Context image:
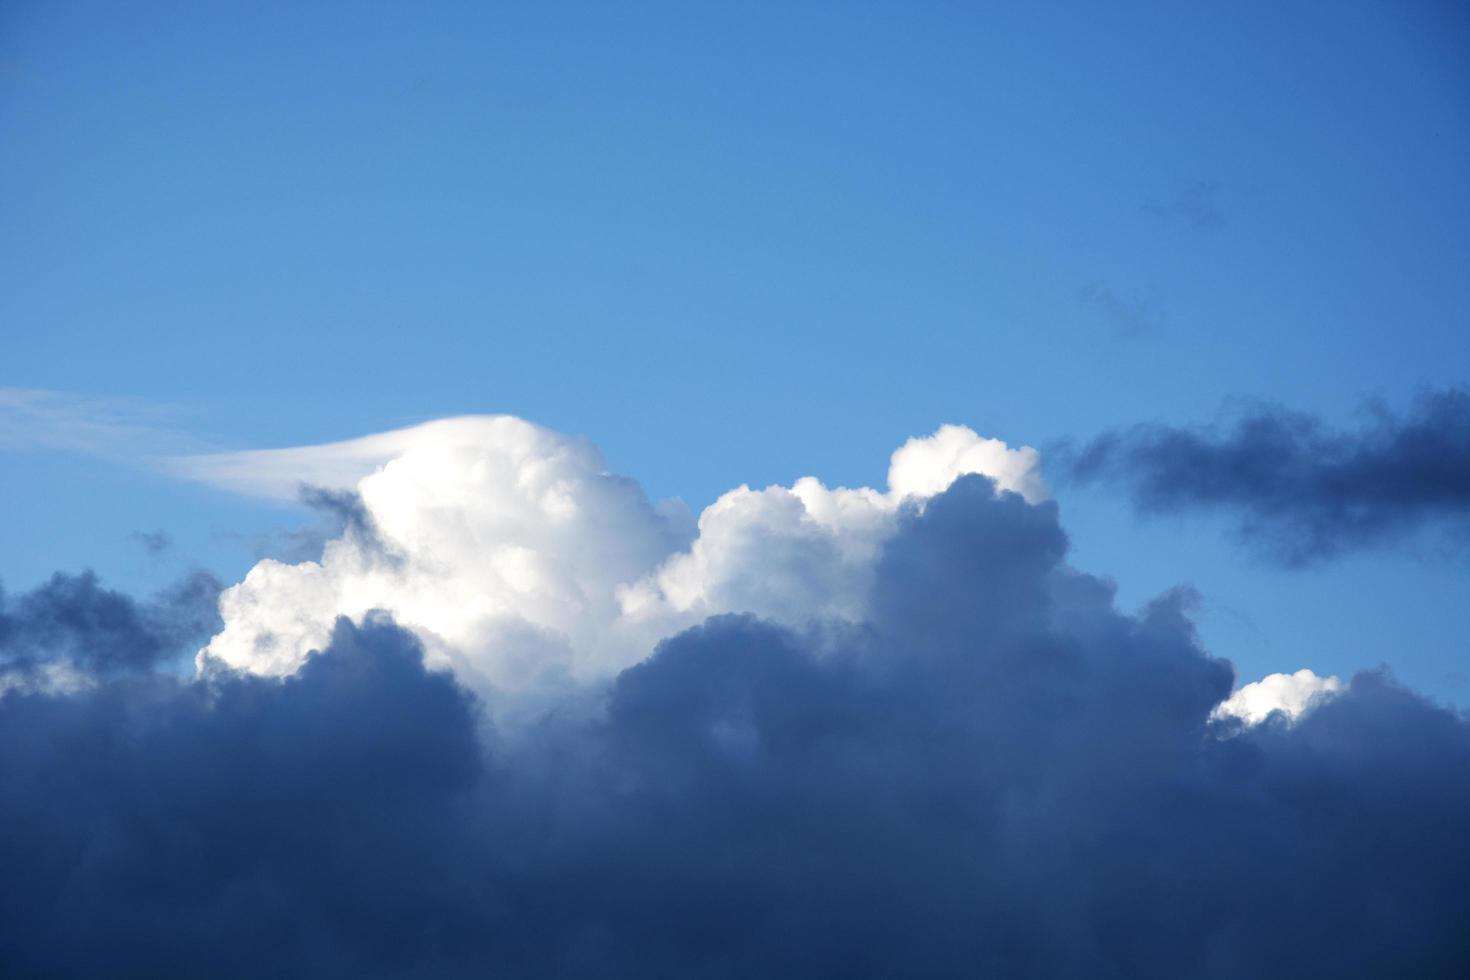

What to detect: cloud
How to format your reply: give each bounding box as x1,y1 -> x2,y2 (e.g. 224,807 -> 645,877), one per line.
0,616 -> 486,977
129,529 -> 174,558
0,569 -> 221,693
1,473 -> 1466,977
210,485 -> 383,566
163,421 -> 442,501
1061,388 -> 1470,565
1142,180 -> 1225,229
1212,667 -> 1343,725
186,417 -> 1045,719
0,387 -> 200,459
1077,281 -> 1163,341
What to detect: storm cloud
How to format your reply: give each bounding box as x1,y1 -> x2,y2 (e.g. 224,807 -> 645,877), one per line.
1,475 -> 1466,978
1063,388 -> 1470,565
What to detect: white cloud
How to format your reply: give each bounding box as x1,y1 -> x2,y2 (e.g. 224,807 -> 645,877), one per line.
164,418 -> 458,501
1213,668 -> 1344,726
887,423 -> 1047,503
617,428 -> 1045,630
191,416 -> 1046,716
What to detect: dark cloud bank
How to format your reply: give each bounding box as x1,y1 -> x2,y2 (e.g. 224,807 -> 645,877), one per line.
1064,387 -> 1470,565
2,478 -> 1468,978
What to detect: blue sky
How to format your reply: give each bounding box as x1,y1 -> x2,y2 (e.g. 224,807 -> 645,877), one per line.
4,0 -> 1469,700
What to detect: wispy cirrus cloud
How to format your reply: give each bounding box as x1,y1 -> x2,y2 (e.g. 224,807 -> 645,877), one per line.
0,387 -> 203,459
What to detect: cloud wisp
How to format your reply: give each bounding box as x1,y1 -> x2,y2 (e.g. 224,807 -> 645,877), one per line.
1061,388 -> 1470,565
0,387 -> 202,459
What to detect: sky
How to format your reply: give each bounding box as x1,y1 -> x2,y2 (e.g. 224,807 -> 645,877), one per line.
2,3 -> 1469,976
5,0 -> 1468,698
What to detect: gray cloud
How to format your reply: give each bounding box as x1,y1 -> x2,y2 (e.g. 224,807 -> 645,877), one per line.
1061,388 -> 1470,565
0,569 -> 221,676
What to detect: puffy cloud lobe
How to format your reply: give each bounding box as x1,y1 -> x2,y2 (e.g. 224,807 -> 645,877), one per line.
199,417 -> 695,700
1213,667 -> 1344,725
618,427 -> 1044,629
195,418 -> 1046,713
2,476 -> 1467,977
1063,387 -> 1470,565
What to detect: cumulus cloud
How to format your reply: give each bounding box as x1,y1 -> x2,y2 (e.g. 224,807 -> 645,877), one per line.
1,473 -> 1467,977
1062,387 -> 1470,564
185,417 -> 1045,715
1212,667 -> 1344,725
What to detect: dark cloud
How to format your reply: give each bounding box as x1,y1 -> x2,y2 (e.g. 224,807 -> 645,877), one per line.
224,486 -> 383,565
0,569 -> 221,675
298,484 -> 377,541
1,478 -> 1467,977
1061,388 -> 1470,565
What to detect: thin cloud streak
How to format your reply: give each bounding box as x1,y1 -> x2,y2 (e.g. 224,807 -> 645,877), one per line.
0,387 -> 202,460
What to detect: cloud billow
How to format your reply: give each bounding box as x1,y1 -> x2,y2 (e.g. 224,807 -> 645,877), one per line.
183,417 -> 1048,713
1,475 -> 1467,978
1062,387 -> 1470,565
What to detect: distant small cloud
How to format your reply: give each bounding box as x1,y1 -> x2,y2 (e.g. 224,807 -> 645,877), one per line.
129,530 -> 173,559
1077,281 -> 1163,341
1142,180 -> 1225,229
